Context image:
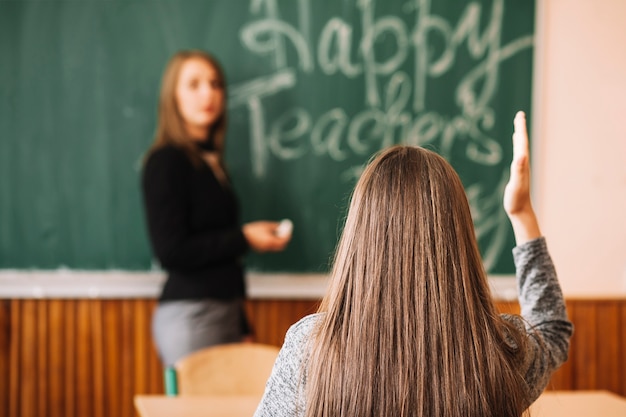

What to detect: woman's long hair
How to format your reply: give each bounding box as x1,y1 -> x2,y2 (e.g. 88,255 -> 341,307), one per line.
306,146 -> 529,417
147,49 -> 227,167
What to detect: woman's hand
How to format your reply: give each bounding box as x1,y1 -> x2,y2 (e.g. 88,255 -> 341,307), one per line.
243,221 -> 291,252
503,111 -> 541,245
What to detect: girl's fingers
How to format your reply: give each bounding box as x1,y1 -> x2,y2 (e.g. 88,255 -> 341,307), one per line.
513,111 -> 529,161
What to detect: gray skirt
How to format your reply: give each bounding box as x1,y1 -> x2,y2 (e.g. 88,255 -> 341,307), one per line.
152,298 -> 244,367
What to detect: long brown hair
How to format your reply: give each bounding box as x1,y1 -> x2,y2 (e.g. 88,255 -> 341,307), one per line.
306,146 -> 529,417
147,49 -> 227,167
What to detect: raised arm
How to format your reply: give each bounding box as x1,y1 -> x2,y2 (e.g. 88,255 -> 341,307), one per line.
502,111 -> 573,402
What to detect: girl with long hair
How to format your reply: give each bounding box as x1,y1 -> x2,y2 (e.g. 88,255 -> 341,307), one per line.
253,112 -> 573,417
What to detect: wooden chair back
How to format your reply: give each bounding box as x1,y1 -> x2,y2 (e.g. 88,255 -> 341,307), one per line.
175,343 -> 280,396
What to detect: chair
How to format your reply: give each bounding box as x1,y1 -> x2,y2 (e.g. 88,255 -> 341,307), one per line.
174,342 -> 281,396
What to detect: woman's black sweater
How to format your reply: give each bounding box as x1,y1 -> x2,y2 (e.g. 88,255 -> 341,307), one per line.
141,145 -> 249,302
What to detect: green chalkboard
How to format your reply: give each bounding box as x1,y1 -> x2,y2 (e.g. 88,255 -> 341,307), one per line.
0,0 -> 534,274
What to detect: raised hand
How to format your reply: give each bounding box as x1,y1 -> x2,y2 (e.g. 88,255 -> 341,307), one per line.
503,111 -> 541,245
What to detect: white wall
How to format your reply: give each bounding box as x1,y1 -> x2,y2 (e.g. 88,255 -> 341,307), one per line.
536,0 -> 626,294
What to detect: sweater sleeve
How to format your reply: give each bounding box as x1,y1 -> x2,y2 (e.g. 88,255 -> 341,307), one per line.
508,237 -> 574,403
141,147 -> 249,271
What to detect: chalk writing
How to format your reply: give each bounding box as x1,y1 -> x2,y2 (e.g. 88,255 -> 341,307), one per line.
230,0 -> 533,271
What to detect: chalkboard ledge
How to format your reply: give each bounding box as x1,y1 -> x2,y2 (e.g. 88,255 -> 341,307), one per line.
0,270 -> 331,300
0,270 -> 518,301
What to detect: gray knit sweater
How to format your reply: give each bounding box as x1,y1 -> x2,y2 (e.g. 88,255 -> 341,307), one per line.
254,237 -> 573,416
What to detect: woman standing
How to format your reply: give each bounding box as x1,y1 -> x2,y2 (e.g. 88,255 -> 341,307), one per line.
142,50 -> 290,367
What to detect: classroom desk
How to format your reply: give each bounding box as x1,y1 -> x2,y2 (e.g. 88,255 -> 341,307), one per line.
530,391 -> 626,416
134,394 -> 263,417
135,391 -> 626,417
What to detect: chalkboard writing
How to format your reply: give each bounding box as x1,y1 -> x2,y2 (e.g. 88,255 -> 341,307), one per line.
0,0 -> 534,274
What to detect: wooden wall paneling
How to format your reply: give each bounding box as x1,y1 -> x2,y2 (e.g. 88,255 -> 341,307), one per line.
247,300 -> 270,345
148,301 -> 164,395
20,300 -> 36,417
287,300 -> 317,344
132,301 -> 145,397
63,300 -> 76,417
293,300 -> 320,321
262,301 -> 281,346
595,301 -> 622,393
76,300 -> 94,417
103,300 -> 122,417
146,299 -> 160,394
3,297 -> 626,417
621,303 -> 626,396
291,300 -> 320,335
571,301 -> 597,390
133,300 -> 151,398
264,301 -> 283,344
9,300 -> 21,417
120,301 -> 134,417
146,300 -> 165,394
48,299 -> 66,417
36,301 -> 49,417
247,300 -> 267,344
0,300 -> 9,417
245,300 -> 320,347
90,300 -> 105,417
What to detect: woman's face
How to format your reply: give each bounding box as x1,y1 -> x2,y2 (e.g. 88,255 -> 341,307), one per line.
175,57 -> 224,139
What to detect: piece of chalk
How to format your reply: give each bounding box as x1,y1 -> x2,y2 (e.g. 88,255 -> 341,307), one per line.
275,219 -> 293,237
